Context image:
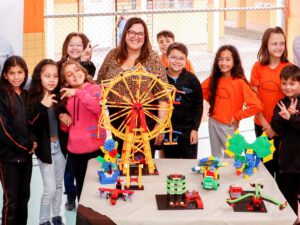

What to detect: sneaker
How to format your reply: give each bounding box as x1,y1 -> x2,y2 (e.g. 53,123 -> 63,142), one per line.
52,216 -> 65,225
40,221 -> 51,225
65,199 -> 76,211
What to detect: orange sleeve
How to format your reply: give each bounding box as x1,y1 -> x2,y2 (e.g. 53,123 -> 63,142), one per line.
250,62 -> 261,87
201,77 -> 210,101
234,80 -> 263,121
185,59 -> 195,74
160,55 -> 168,68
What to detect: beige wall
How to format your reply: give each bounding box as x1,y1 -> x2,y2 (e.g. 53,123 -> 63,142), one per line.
152,13 -> 207,46
225,0 -> 277,29
51,3 -> 79,58
152,1 -> 208,46
286,0 -> 300,62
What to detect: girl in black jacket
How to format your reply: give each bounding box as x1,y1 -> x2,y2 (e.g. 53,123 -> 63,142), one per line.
27,59 -> 68,225
0,56 -> 37,225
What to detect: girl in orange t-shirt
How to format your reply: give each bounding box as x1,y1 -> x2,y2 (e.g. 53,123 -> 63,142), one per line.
250,26 -> 290,180
202,45 -> 262,158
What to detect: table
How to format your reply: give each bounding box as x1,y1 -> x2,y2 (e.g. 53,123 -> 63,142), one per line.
78,158 -> 297,225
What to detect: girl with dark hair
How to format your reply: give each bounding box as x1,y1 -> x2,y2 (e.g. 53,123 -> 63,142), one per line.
57,32 -> 96,77
60,61 -> 106,200
202,45 -> 262,158
96,17 -> 168,156
250,26 -> 290,180
0,56 -> 37,225
27,59 -> 66,225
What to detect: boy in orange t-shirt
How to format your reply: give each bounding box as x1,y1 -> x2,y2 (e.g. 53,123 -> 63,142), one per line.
156,30 -> 195,73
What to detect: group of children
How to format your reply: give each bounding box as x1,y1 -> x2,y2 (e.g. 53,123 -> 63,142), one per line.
0,22 -> 299,225
157,27 -> 299,218
0,32 -> 106,225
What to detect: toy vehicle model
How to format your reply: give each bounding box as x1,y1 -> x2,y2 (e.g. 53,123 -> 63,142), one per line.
201,174 -> 219,190
229,185 -> 243,199
185,190 -> 203,209
99,180 -> 134,205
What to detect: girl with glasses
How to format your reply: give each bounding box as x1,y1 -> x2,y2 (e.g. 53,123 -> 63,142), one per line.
57,32 -> 96,78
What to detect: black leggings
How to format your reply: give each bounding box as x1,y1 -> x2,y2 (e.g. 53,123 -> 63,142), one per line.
0,160 -> 32,225
69,151 -> 100,200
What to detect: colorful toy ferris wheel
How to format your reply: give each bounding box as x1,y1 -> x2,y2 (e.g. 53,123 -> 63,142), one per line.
98,63 -> 176,178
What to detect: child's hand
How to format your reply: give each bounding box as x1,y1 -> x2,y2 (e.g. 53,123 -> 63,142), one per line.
277,101 -> 291,120
154,133 -> 165,146
287,98 -> 299,115
81,42 -> 97,62
263,124 -> 276,138
59,113 -> 73,127
190,130 -> 198,145
29,141 -> 37,154
41,92 -> 57,107
60,88 -> 76,99
230,117 -> 239,130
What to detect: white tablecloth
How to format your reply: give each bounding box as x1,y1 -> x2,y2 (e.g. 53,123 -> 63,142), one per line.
79,158 -> 297,225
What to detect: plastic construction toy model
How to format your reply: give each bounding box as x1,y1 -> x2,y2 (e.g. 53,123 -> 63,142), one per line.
166,174 -> 187,207
225,131 -> 275,180
123,163 -> 144,190
155,174 -> 204,210
99,179 -> 134,205
96,139 -> 120,184
163,130 -> 182,145
98,63 -> 176,188
192,156 -> 227,190
227,183 -> 287,212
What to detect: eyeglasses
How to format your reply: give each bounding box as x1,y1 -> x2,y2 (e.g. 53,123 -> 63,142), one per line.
127,30 -> 145,39
168,56 -> 186,62
68,43 -> 84,48
217,57 -> 232,63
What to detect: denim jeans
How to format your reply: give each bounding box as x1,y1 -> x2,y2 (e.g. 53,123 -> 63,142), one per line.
64,155 -> 76,202
38,140 -> 66,224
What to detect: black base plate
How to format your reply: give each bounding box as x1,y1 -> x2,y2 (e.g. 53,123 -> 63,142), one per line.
120,164 -> 159,176
155,194 -> 203,210
229,191 -> 267,213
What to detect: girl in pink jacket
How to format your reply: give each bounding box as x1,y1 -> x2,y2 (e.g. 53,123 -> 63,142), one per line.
60,61 -> 106,200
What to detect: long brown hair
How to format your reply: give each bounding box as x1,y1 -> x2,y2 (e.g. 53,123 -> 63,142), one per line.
60,60 -> 94,87
27,59 -> 60,114
0,56 -> 28,116
115,17 -> 151,65
57,32 -> 90,64
257,26 -> 288,65
208,45 -> 246,116
59,60 -> 94,108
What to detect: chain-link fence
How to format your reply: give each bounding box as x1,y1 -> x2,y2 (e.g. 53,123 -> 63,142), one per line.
44,0 -> 286,80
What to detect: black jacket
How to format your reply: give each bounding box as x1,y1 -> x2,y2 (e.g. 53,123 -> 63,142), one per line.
0,90 -> 34,163
166,68 -> 203,137
271,94 -> 300,174
28,103 -> 67,164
